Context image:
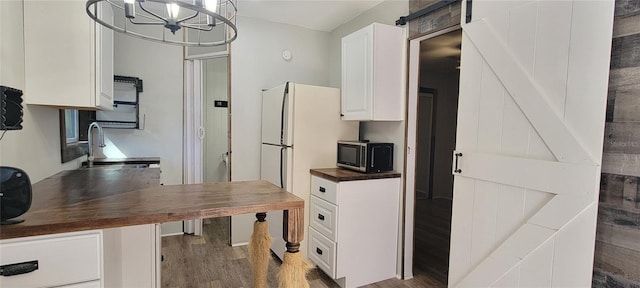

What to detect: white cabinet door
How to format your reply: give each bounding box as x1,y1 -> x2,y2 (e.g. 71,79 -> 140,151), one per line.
103,224 -> 160,288
449,1 -> 614,287
341,26 -> 372,120
0,0 -> 24,90
23,0 -> 113,109
341,23 -> 404,121
95,1 -> 114,110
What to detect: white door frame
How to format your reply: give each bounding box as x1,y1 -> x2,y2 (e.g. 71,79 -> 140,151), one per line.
404,24 -> 461,279
183,54 -> 231,236
183,59 -> 205,235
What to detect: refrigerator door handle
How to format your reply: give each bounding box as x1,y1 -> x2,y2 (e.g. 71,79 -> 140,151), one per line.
280,82 -> 289,146
280,146 -> 286,189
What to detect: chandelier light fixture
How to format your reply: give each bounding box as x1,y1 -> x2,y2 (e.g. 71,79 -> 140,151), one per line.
86,0 -> 238,47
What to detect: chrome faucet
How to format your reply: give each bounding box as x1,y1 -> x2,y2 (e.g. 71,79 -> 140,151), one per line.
87,122 -> 106,167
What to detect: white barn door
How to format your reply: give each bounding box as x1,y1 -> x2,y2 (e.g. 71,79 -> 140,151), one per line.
449,1 -> 614,287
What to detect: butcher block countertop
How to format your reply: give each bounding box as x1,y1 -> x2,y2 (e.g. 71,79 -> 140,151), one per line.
310,168 -> 401,182
0,167 -> 303,240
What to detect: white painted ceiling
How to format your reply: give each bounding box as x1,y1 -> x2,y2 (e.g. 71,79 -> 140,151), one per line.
236,0 -> 385,32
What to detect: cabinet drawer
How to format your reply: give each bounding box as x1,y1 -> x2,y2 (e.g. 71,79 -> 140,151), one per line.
308,227 -> 337,279
310,196 -> 338,241
0,230 -> 102,288
311,176 -> 338,204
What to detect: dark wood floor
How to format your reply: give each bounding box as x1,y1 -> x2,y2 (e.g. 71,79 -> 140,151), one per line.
162,217 -> 446,288
413,198 -> 452,286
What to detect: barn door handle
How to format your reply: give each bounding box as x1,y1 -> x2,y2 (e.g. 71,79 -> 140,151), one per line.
454,152 -> 463,174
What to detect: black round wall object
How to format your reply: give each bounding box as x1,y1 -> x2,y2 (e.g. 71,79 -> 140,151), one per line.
0,166 -> 32,225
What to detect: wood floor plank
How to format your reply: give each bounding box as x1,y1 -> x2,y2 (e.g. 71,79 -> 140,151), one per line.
162,217 -> 447,287
413,198 -> 452,285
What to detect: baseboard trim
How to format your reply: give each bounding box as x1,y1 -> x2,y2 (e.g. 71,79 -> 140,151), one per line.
231,241 -> 248,247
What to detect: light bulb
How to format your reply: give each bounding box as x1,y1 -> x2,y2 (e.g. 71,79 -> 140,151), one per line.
167,3 -> 180,19
203,0 -> 217,13
203,0 -> 218,26
124,0 -> 135,18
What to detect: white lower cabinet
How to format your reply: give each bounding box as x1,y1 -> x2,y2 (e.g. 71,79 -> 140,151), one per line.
0,224 -> 161,288
308,175 -> 401,288
309,227 -> 337,278
0,230 -> 103,288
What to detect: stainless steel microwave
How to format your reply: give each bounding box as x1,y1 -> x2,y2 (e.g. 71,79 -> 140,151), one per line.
337,141 -> 394,173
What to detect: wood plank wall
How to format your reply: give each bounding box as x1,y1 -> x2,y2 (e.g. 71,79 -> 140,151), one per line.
594,0 -> 640,287
407,0 -> 461,38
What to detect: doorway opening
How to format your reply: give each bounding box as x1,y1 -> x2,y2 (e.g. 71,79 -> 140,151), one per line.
162,56 -> 231,286
202,57 -> 231,184
181,56 -> 231,237
406,27 -> 462,285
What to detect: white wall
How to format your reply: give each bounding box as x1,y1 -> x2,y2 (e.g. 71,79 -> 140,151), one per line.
229,16 -> 332,244
0,0 -> 81,183
95,30 -> 184,186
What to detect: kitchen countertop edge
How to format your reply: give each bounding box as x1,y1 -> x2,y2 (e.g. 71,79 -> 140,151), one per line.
310,168 -> 401,182
0,168 -> 303,240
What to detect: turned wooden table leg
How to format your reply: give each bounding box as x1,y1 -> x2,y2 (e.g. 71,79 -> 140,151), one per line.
279,207 -> 309,288
283,208 -> 304,251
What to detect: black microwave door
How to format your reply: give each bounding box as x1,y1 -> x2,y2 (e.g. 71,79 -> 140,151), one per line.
338,144 -> 361,166
370,145 -> 393,172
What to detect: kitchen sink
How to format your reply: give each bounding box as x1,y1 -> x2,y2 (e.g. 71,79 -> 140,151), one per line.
83,163 -> 157,169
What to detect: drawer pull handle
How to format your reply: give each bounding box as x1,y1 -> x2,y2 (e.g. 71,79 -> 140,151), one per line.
319,186 -> 326,193
316,248 -> 323,255
318,214 -> 325,221
0,260 -> 39,277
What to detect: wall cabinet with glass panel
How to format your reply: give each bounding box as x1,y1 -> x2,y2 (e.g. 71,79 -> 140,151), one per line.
96,76 -> 143,129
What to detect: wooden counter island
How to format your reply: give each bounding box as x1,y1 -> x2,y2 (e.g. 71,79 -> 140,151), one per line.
0,166 -> 304,287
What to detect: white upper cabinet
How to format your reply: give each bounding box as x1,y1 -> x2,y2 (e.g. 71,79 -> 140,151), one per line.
341,23 -> 404,121
23,0 -> 113,110
95,2 -> 114,110
0,0 -> 25,90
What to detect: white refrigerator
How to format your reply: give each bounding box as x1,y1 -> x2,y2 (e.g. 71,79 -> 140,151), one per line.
261,82 -> 359,260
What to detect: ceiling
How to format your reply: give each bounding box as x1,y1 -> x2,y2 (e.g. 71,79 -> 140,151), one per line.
234,0 -> 461,69
236,0 -> 386,32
